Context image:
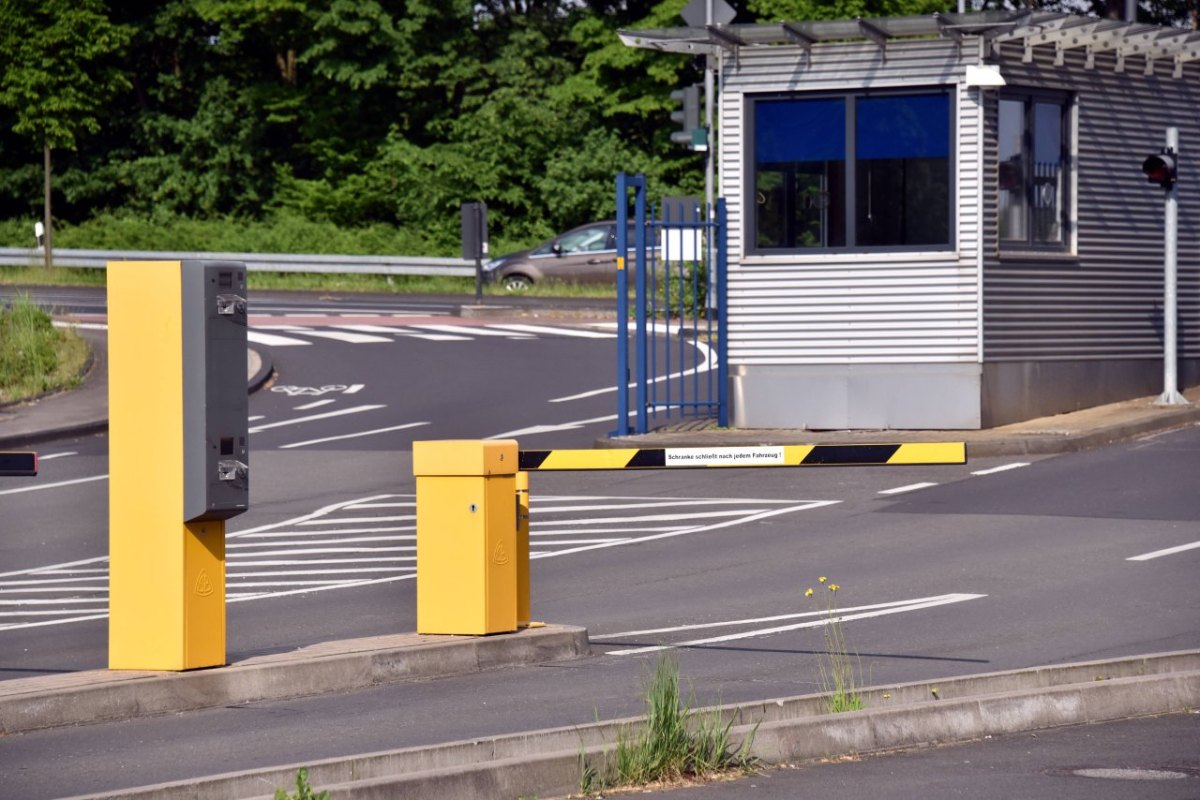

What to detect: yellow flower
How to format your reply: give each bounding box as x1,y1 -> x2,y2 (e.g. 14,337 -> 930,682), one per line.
883,693 -> 892,700
818,576 -> 827,583
805,588 -> 814,597
829,584 -> 840,592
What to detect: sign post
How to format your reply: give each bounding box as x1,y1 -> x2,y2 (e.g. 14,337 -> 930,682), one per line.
462,202 -> 488,304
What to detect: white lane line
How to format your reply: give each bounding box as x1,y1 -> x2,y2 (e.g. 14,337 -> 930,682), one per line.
248,404 -> 385,433
228,535 -> 411,548
294,399 -> 336,410
550,340 -> 716,402
1127,540 -> 1200,561
0,474 -> 108,496
534,539 -> 630,546
247,331 -> 312,347
486,323 -> 616,339
410,324 -> 533,338
343,384 -> 364,394
229,567 -> 412,576
531,526 -> 683,536
231,546 -> 415,558
0,614 -> 108,630
299,515 -> 415,525
237,526 -> 414,537
878,482 -> 938,495
278,421 -> 430,449
972,463 -> 1030,476
36,452 -> 78,461
343,502 -> 414,510
249,415 -> 266,421
603,593 -> 986,656
487,413 -> 619,439
230,557 -> 417,566
533,502 -> 841,560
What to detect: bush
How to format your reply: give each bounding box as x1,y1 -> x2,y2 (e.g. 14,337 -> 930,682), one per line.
0,295 -> 88,404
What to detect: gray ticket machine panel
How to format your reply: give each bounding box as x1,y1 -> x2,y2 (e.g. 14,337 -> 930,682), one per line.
182,261 -> 249,522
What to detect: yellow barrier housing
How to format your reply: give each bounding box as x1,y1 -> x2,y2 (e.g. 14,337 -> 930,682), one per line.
108,261 -> 248,671
413,440 -> 519,635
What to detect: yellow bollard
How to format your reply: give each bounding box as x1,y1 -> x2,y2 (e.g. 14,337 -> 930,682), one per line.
108,261 -> 248,670
413,440 -> 518,635
516,470 -> 530,628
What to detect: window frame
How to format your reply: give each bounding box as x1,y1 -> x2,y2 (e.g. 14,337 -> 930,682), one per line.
746,87 -> 957,256
995,88 -> 1073,254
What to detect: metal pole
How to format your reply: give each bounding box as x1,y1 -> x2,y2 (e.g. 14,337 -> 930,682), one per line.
614,173 -> 631,436
1156,127 -> 1188,406
704,1 -> 717,314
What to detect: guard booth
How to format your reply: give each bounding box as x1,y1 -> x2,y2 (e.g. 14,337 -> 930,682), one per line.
620,11 -> 1200,430
108,260 -> 249,671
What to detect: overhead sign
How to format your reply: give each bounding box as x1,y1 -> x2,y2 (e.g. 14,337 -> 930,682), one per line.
681,0 -> 736,27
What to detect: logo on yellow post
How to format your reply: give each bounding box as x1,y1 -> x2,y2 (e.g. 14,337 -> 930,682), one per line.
195,570 -> 214,597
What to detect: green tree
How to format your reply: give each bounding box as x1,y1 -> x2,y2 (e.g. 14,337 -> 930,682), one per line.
0,0 -> 130,265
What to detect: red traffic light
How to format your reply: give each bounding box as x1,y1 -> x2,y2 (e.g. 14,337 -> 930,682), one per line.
1142,150 -> 1177,188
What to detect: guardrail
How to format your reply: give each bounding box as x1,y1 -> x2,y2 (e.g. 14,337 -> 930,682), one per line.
0,247 -> 476,277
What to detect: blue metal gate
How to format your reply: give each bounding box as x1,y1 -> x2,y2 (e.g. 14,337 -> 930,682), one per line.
613,172 -> 728,436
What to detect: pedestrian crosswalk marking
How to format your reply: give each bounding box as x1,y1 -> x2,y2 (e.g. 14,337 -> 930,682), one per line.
0,493 -> 832,630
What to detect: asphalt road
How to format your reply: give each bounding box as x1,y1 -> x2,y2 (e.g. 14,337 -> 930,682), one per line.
1,289 -> 1197,798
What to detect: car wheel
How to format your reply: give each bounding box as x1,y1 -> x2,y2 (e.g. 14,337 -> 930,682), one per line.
503,274 -> 533,292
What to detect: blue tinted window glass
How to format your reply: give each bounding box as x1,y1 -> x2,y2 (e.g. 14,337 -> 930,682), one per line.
856,95 -> 948,160
756,98 -> 845,164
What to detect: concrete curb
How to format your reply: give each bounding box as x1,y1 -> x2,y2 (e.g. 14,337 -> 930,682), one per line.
0,625 -> 589,735
63,649 -> 1200,800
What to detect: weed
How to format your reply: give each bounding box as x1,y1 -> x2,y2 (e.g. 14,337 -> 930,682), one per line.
805,577 -> 864,713
580,654 -> 757,794
273,768 -> 328,800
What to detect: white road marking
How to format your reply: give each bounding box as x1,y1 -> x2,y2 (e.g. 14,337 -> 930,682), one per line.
0,474 -> 108,496
971,463 -> 1030,476
249,415 -> 266,421
486,323 -> 616,339
531,509 -> 776,526
878,482 -> 938,495
411,324 -> 533,338
602,593 -> 987,656
330,324 -> 407,334
274,327 -> 393,344
550,339 -> 716,402
278,421 -> 430,449
0,493 -> 835,630
52,321 -> 108,330
1127,540 -> 1200,561
35,452 -> 78,461
247,331 -> 311,347
294,399 -> 336,410
343,384 -> 365,394
395,330 -> 473,341
532,502 -> 841,559
486,413 -> 619,439
248,404 -> 385,433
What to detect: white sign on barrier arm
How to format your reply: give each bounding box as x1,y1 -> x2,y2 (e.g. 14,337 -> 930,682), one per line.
664,447 -> 785,467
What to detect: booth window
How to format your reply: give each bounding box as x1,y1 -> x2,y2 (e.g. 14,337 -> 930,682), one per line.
752,91 -> 950,252
997,92 -> 1069,249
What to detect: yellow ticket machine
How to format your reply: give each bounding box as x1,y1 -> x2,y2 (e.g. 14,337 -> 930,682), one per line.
108,261 -> 249,670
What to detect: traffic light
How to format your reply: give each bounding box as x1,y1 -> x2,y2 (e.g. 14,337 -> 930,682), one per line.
1142,148 -> 1178,188
670,84 -> 702,148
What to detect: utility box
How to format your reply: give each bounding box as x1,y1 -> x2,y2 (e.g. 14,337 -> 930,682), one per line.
413,440 -> 518,635
108,260 -> 249,671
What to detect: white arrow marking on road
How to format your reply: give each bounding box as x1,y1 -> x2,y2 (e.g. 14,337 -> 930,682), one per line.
1127,540 -> 1200,561
248,404 -> 385,433
601,593 -> 987,656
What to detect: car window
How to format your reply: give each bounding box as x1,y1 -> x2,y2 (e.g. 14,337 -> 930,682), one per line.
558,225 -> 612,253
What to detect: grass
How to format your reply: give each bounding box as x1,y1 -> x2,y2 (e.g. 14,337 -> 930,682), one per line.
0,294 -> 89,405
273,768 -> 328,800
579,654 -> 757,795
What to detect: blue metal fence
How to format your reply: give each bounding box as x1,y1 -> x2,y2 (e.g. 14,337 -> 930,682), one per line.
614,172 -> 728,436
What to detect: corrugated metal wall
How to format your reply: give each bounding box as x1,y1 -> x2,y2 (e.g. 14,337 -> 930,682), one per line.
982,44 -> 1200,363
720,40 -> 982,367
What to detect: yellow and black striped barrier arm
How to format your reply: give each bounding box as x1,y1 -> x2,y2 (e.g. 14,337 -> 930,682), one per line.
518,443 -> 966,471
